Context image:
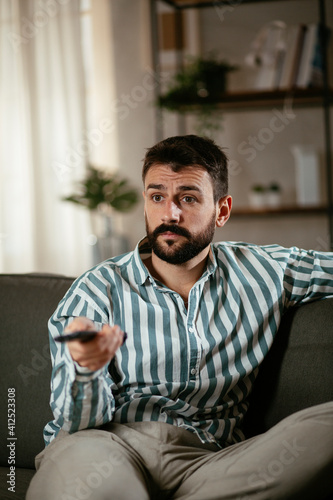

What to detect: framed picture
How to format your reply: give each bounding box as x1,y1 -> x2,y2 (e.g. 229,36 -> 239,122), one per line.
157,2 -> 201,71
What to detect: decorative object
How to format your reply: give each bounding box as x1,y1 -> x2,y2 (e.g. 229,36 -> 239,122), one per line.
248,182 -> 282,209
244,20 -> 287,90
265,182 -> 282,208
157,54 -> 237,136
290,144 -> 321,206
248,184 -> 266,209
63,166 -> 139,262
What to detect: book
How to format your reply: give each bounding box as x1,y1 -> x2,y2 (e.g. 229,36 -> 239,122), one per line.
279,24 -> 306,89
308,24 -> 328,87
296,24 -> 319,88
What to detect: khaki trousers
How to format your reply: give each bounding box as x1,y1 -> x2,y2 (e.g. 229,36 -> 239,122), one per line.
26,402 -> 333,500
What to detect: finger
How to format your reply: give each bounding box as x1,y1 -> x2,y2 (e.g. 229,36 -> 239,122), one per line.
64,317 -> 95,333
100,325 -> 124,345
68,333 -> 117,368
67,325 -> 124,370
68,335 -> 102,358
99,327 -> 124,357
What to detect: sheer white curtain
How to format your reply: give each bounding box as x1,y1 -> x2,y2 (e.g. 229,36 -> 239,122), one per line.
0,0 -> 92,276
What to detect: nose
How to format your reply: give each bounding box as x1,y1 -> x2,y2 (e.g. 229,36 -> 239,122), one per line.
162,200 -> 181,224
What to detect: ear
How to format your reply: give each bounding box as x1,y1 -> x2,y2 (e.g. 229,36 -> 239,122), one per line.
216,195 -> 232,227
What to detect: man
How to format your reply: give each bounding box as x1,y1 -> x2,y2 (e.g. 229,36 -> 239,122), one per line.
27,135 -> 333,499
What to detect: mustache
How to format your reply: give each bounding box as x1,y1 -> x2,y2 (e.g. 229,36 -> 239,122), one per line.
153,224 -> 191,239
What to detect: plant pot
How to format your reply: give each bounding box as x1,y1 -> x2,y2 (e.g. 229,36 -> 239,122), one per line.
248,192 -> 266,209
265,192 -> 281,208
198,67 -> 227,98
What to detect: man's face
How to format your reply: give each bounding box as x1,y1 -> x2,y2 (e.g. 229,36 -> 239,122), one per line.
143,164 -> 223,265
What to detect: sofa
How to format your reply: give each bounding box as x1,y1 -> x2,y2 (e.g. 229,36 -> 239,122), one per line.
0,273 -> 332,499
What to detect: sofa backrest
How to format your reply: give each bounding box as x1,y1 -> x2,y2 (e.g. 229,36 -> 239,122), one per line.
244,297 -> 333,436
0,274 -> 74,469
0,273 -> 332,469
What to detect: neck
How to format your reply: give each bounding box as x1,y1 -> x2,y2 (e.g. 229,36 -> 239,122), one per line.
144,246 -> 210,302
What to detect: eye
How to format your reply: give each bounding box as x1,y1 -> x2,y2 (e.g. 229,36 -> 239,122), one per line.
182,196 -> 196,204
152,194 -> 163,202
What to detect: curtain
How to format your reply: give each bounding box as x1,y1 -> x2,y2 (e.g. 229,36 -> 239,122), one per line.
0,0 -> 91,276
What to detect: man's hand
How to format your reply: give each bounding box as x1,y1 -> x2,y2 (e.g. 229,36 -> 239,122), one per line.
64,317 -> 124,371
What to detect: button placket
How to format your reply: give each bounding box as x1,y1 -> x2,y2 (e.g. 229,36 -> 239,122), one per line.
186,288 -> 202,379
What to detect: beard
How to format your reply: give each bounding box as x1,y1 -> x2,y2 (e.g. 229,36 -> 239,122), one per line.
145,211 -> 216,265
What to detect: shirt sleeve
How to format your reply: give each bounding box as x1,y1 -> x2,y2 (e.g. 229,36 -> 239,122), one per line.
44,273 -> 116,445
265,246 -> 333,307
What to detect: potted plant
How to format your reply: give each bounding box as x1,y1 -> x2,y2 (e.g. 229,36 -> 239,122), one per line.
157,54 -> 237,136
266,182 -> 282,208
248,184 -> 266,209
248,182 -> 282,209
63,165 -> 139,213
63,166 -> 139,260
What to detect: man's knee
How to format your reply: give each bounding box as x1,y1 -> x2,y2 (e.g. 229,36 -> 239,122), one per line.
27,428 -> 151,500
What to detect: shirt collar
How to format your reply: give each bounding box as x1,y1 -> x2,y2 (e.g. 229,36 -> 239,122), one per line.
207,243 -> 218,275
132,237 -> 153,285
132,237 -> 217,286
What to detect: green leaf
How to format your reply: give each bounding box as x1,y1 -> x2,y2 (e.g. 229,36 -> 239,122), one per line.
62,166 -> 139,213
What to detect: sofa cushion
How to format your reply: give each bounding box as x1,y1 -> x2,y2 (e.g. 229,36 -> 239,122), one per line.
0,274 -> 74,470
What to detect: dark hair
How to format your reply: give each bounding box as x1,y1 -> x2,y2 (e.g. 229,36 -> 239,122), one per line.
142,135 -> 229,202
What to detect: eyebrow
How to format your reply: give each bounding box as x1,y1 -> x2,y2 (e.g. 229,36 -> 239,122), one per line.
146,183 -> 166,191
146,183 -> 203,194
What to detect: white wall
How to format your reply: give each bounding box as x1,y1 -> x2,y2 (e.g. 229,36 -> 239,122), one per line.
108,0 -> 156,251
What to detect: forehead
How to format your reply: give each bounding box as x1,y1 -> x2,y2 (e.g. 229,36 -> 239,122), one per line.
144,164 -> 213,191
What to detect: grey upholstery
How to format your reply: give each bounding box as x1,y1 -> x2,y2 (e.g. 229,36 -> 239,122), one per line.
0,273 -> 332,499
0,274 -> 74,499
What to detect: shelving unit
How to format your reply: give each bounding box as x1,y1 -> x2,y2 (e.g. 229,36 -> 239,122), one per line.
150,0 -> 333,249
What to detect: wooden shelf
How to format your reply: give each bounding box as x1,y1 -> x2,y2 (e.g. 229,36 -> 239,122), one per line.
216,88 -> 332,110
231,205 -> 329,218
162,0 -> 292,9
163,88 -> 333,113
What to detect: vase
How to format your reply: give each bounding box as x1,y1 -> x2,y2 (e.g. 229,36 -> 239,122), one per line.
265,191 -> 281,208
89,211 -> 129,265
248,191 -> 266,209
290,145 -> 321,206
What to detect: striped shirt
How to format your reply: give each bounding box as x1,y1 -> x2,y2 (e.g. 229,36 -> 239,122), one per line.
44,238 -> 333,447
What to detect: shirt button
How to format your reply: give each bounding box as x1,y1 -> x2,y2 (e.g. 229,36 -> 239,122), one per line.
188,327 -> 194,333
190,368 -> 197,375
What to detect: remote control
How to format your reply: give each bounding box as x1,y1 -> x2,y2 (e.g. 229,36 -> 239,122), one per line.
54,330 -> 128,344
